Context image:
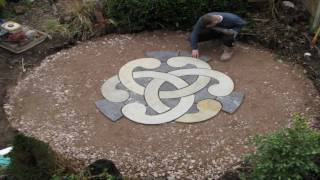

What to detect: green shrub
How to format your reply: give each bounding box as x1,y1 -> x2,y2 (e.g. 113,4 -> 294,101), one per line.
41,18 -> 71,38
7,134 -> 56,180
67,0 -> 96,40
103,0 -> 247,32
244,114 -> 320,180
0,0 -> 5,8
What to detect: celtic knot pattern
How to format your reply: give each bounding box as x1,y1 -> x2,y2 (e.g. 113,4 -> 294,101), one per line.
96,57 -> 244,124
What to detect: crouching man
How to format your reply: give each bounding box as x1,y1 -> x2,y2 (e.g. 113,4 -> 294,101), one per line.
190,12 -> 247,61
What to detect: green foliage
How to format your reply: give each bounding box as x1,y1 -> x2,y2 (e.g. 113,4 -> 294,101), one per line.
41,18 -> 71,38
0,166 -> 6,175
0,0 -> 5,8
68,0 -> 96,40
7,134 -> 57,180
244,114 -> 320,180
103,0 -> 247,32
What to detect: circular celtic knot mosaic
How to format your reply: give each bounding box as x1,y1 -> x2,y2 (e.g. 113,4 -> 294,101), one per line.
96,57 -> 244,124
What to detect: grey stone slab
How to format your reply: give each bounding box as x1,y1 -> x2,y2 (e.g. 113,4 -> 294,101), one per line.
159,82 -> 177,91
146,51 -> 178,61
146,51 -> 211,62
194,87 -> 217,102
178,51 -> 211,62
157,63 -> 177,73
135,77 -> 153,87
180,75 -> 197,85
127,92 -> 159,116
127,92 -> 146,104
161,98 -> 180,109
193,79 -> 218,102
216,91 -> 245,114
95,99 -> 124,121
187,104 -> 200,113
116,82 -> 127,90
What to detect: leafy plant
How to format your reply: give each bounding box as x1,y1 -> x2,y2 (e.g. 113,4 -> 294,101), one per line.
67,0 -> 96,40
243,114 -> 320,180
0,0 -> 5,8
103,0 -> 247,32
7,134 -> 57,180
0,166 -> 6,175
41,18 -> 71,38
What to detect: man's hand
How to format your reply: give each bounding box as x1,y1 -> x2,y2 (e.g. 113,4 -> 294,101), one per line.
192,49 -> 199,58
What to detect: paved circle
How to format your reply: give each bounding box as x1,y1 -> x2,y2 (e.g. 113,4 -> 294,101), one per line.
101,57 -> 235,124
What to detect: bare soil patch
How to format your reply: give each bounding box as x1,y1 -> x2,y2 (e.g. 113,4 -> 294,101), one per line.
5,31 -> 320,179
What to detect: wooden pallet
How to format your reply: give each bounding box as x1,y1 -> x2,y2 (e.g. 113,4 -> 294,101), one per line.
0,30 -> 48,54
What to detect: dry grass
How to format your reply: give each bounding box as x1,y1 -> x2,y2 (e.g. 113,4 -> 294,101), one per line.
41,18 -> 71,38
67,0 -> 96,40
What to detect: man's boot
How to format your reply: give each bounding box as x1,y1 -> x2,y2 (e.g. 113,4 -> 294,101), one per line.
220,46 -> 234,61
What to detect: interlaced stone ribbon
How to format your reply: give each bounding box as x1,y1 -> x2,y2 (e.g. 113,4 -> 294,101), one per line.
98,57 -> 239,125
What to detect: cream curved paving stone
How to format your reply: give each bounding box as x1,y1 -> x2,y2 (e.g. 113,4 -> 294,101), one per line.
118,58 -> 161,95
167,56 -> 212,69
101,76 -> 129,103
160,70 -> 211,99
122,94 -> 194,124
175,99 -> 222,123
171,68 -> 235,97
135,71 -> 190,114
96,56 -> 243,124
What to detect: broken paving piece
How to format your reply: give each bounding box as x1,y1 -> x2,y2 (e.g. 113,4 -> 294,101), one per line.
175,99 -> 222,123
95,99 -> 124,122
216,91 -> 245,114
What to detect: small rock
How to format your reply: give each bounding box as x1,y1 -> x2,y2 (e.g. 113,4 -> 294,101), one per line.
277,59 -> 283,63
304,52 -> 311,57
282,1 -> 295,9
152,172 -> 158,177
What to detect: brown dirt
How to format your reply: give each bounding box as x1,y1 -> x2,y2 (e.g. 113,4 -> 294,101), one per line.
4,31 -> 320,179
0,0 -> 76,148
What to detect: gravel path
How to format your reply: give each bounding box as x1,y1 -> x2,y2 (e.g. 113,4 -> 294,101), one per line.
4,31 -> 320,179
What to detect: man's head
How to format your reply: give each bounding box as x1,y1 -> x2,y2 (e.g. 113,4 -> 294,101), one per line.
202,15 -> 221,28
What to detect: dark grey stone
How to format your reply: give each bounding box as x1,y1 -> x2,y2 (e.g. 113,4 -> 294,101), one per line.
180,75 -> 197,85
95,99 -> 124,121
216,91 -> 245,114
146,51 -> 211,62
159,82 -> 177,91
146,51 -> 178,61
187,104 -> 200,113
161,98 -> 180,109
135,77 -> 153,87
193,79 -> 218,102
177,51 -> 211,62
157,62 -> 177,72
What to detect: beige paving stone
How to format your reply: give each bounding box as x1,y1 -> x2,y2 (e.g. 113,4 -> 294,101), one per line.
175,99 -> 222,123
119,58 -> 161,95
122,93 -> 194,124
101,76 -> 129,103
